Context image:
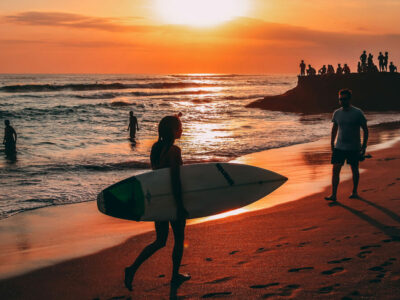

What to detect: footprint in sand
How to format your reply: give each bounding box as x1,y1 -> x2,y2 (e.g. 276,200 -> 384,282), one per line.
262,284 -> 301,299
357,250 -> 372,258
205,257 -> 213,262
369,266 -> 385,272
298,241 -> 311,247
288,267 -> 314,272
250,282 -> 280,289
206,277 -> 235,284
360,244 -> 381,250
256,247 -> 270,253
318,283 -> 340,294
321,267 -> 344,275
201,292 -> 232,298
236,261 -> 248,265
388,182 -> 396,187
301,226 -> 319,231
229,250 -> 239,255
328,258 -> 352,264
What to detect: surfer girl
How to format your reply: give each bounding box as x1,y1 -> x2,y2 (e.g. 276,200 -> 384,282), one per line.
124,114 -> 190,295
127,111 -> 139,139
3,120 -> 17,157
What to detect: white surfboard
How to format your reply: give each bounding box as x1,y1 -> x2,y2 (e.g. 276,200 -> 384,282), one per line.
97,163 -> 287,221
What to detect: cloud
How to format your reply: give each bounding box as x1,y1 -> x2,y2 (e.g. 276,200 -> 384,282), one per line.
0,38 -> 141,49
3,11 -> 154,32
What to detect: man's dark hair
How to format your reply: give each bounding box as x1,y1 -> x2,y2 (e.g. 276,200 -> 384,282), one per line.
5,120 -> 10,126
339,89 -> 352,100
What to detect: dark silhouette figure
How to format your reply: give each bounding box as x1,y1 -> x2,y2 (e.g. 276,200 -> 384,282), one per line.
343,64 -> 351,74
327,64 -> 335,75
378,52 -> 384,72
318,65 -> 327,75
3,120 -> 17,157
336,64 -> 343,75
325,89 -> 368,202
357,62 -> 362,73
299,60 -> 306,76
360,50 -> 367,65
367,53 -> 374,71
389,62 -> 397,73
124,115 -> 190,298
307,65 -> 316,76
127,111 -> 139,140
383,51 -> 389,72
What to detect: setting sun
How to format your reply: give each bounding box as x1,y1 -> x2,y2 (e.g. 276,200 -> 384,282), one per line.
154,0 -> 250,27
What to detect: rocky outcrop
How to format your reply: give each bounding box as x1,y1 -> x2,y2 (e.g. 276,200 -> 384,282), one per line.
247,73 -> 400,113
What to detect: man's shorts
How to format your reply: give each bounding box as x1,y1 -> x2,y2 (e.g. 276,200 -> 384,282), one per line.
331,149 -> 360,166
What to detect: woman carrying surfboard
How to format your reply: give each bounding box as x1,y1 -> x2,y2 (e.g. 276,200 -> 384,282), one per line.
124,115 -> 191,295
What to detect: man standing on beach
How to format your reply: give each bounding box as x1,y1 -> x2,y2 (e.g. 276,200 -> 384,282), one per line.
3,119 -> 17,157
325,89 -> 368,202
300,60 -> 306,76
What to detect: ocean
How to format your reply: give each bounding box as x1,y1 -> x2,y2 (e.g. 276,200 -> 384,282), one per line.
1,74 -> 400,220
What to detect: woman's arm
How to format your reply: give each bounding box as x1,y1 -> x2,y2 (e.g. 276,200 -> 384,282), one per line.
169,147 -> 187,219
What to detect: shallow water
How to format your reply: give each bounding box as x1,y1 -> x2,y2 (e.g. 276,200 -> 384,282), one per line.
1,74 -> 400,219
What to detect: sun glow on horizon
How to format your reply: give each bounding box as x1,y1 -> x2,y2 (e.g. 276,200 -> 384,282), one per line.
154,0 -> 250,27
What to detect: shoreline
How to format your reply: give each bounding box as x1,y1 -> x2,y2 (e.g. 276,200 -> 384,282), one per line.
0,140 -> 399,299
0,122 -> 399,281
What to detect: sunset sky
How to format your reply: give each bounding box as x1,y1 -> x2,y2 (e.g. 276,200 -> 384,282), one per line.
1,0 -> 400,73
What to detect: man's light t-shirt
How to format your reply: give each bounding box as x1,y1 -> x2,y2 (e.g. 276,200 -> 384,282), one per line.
332,106 -> 367,151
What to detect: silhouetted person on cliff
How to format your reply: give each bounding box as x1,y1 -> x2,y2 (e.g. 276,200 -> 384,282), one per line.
343,64 -> 351,74
357,62 -> 362,73
127,111 -> 139,140
3,120 -> 17,157
318,65 -> 327,75
383,51 -> 389,72
307,65 -> 316,76
389,62 -> 397,73
378,52 -> 384,72
300,60 -> 306,76
327,65 -> 335,75
367,53 -> 374,71
360,51 -> 367,66
336,64 -> 343,75
325,89 -> 368,202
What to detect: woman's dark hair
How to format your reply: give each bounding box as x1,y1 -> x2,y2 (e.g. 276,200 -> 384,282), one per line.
151,116 -> 182,168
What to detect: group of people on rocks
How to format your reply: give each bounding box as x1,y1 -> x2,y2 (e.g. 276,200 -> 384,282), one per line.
300,50 -> 398,76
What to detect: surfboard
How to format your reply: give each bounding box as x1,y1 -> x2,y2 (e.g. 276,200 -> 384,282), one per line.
97,163 -> 287,221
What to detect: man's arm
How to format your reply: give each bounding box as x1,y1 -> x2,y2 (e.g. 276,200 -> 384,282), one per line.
13,128 -> 17,143
361,122 -> 368,155
331,123 -> 338,151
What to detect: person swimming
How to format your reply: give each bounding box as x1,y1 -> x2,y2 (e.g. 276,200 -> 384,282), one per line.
127,111 -> 139,139
124,114 -> 190,298
3,120 -> 17,157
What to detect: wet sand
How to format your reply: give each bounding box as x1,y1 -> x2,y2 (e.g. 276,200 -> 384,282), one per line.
1,136 -> 399,299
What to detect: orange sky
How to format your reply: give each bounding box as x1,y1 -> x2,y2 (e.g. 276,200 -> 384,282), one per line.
1,0 -> 400,73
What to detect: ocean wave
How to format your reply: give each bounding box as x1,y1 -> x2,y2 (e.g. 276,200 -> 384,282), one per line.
0,82 -> 219,93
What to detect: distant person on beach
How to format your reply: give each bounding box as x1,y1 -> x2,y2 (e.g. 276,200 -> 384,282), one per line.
378,52 -> 384,72
318,65 -> 327,75
327,65 -> 335,75
300,60 -> 306,76
336,64 -> 343,75
383,52 -> 389,72
3,120 -> 17,156
357,62 -> 362,73
127,111 -> 139,139
389,62 -> 397,73
124,115 -> 190,297
325,89 -> 368,202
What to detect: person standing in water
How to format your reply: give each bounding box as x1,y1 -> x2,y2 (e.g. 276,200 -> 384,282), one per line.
3,120 -> 17,156
325,89 -> 368,202
127,111 -> 139,139
124,115 -> 190,297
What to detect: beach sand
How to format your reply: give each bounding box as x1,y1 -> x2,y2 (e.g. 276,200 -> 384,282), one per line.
0,141 -> 399,299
